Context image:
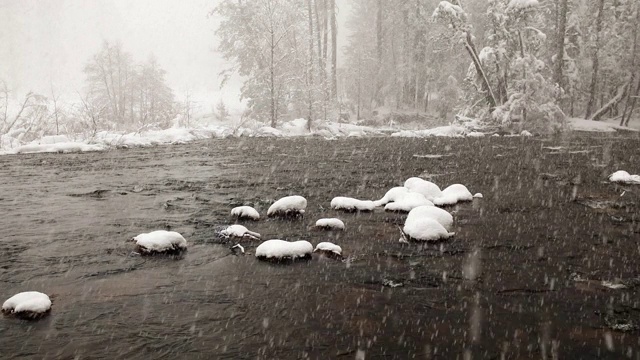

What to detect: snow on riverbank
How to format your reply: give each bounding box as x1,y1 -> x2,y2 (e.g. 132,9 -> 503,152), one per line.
3,116 -> 637,155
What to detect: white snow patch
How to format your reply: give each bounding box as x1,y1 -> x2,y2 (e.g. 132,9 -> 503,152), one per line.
384,192 -> 434,212
267,195 -> 307,216
2,291 -> 52,315
12,142 -> 106,154
220,225 -> 261,239
601,281 -> 627,290
231,206 -> 260,220
609,170 -> 640,185
433,1 -> 466,19
255,240 -> 313,259
314,242 -> 342,255
473,193 -> 484,198
569,118 -> 617,133
254,126 -> 284,137
507,0 -> 539,10
373,186 -> 410,206
315,218 -> 345,230
331,197 -> 375,211
404,177 -> 442,201
391,125 -> 467,138
433,184 -> 474,206
231,244 -> 245,254
403,217 -> 455,242
406,205 -> 454,231
132,230 -> 188,253
467,131 -> 485,138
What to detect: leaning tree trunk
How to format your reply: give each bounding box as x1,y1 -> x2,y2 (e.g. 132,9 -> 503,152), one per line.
463,31 -> 498,108
586,0 -> 606,119
590,82 -> 629,121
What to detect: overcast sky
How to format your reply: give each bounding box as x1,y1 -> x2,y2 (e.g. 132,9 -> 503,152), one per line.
0,0 -> 351,112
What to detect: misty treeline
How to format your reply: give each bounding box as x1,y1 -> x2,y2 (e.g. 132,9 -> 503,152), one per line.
216,0 -> 640,132
1,41 -> 192,144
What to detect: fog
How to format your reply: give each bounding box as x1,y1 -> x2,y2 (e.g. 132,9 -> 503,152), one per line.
0,0 -> 351,113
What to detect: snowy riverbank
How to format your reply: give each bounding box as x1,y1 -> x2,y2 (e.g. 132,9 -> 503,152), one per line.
1,117 -> 637,155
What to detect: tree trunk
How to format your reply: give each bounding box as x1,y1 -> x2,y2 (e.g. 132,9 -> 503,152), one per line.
270,28 -> 276,128
554,0 -> 568,95
621,4 -> 640,126
463,32 -> 497,108
307,0 -> 314,130
518,30 -> 527,124
330,0 -> 337,104
585,0 -> 606,118
590,82 -> 629,121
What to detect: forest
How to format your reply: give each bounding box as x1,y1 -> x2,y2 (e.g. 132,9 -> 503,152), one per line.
216,0 -> 640,132
1,0 -> 639,146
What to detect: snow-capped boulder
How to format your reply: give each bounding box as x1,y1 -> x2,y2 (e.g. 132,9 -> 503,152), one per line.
373,186 -> 410,207
609,170 -> 640,185
433,184 -> 474,206
132,230 -> 187,254
404,177 -> 442,201
2,291 -> 52,319
231,206 -> 260,220
315,218 -> 345,230
267,195 -> 307,217
406,205 -> 454,231
255,240 -> 313,260
403,217 -> 455,242
384,192 -> 434,212
473,193 -> 483,198
314,242 -> 343,258
254,126 -> 283,137
219,225 -> 261,239
330,197 -> 375,212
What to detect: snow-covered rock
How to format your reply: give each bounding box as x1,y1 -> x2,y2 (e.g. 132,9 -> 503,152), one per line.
330,197 -> 375,212
315,218 -> 345,230
254,126 -> 283,137
231,206 -> 260,220
132,230 -> 188,254
404,177 -> 442,201
473,193 -> 483,198
608,170 -> 640,185
403,217 -> 455,242
406,205 -> 454,231
433,184 -> 474,206
267,195 -> 307,217
2,291 -> 52,318
384,192 -> 434,212
255,240 -> 313,260
219,225 -> 261,239
373,186 -> 410,206
314,242 -> 342,256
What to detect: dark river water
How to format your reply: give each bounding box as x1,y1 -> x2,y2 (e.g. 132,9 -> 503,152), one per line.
1,136 -> 639,359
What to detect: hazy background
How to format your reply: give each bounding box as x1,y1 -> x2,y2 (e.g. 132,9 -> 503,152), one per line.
0,0 -> 351,113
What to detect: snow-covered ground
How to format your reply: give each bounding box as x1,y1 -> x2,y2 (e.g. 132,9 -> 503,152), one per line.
2,116 -> 638,156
